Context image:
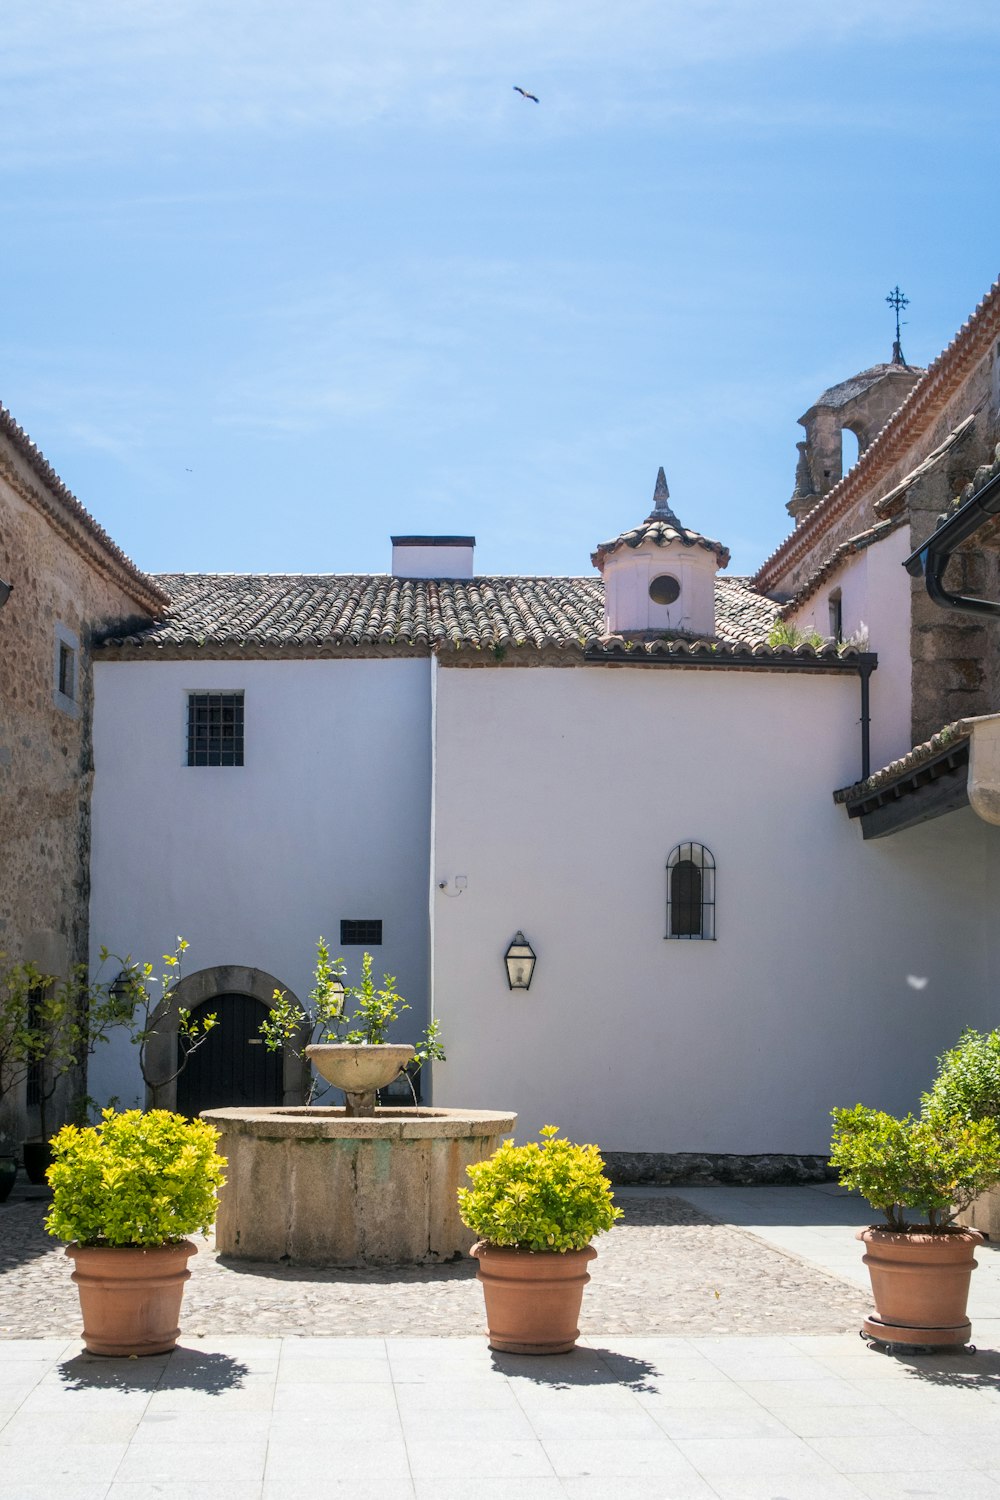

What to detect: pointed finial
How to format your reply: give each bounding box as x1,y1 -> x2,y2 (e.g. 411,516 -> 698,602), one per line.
652,467 -> 670,513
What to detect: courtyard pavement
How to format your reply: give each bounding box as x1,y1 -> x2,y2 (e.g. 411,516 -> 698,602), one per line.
2,1183 -> 1000,1499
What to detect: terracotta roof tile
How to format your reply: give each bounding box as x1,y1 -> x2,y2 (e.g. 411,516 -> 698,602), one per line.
97,571 -> 777,658
833,719 -> 974,804
592,513 -> 730,571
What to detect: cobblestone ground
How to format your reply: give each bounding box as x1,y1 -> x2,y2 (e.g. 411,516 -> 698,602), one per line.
0,1189 -> 869,1340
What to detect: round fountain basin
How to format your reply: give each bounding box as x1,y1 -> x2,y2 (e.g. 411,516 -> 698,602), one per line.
305,1042 -> 415,1093
202,1106 -> 517,1266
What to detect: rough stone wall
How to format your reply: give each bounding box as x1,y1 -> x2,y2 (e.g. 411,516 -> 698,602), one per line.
603,1152 -> 834,1187
0,434 -> 157,1141
899,341 -> 1000,747
907,457 -> 1000,746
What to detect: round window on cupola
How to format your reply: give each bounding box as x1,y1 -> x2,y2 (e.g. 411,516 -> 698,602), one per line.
591,468 -> 730,638
649,574 -> 680,606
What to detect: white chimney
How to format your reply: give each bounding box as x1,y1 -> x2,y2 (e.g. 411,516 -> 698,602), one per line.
391,536 -> 476,580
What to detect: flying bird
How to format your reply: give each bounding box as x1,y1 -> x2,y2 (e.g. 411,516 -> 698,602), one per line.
513,86 -> 539,103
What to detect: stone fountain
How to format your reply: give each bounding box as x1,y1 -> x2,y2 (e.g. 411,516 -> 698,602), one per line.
203,1101 -> 516,1266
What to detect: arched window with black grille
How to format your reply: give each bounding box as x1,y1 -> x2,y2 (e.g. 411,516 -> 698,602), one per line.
666,842 -> 715,940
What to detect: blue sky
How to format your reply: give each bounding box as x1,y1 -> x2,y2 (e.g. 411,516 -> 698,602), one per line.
2,2 -> 999,579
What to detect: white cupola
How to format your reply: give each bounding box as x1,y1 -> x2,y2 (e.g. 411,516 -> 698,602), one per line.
591,468 -> 729,638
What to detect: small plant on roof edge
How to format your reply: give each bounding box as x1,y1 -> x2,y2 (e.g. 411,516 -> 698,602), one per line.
767,619 -> 826,650
457,1125 -> 623,1252
45,1108 -> 226,1247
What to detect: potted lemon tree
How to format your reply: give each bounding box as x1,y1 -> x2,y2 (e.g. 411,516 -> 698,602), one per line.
457,1124 -> 622,1355
46,1108 -> 226,1356
830,1103 -> 1000,1347
262,940 -> 444,1114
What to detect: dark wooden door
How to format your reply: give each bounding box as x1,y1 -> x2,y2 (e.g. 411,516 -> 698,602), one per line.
175,994 -> 283,1116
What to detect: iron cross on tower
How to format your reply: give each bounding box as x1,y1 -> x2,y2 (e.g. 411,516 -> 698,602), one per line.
886,285 -> 909,365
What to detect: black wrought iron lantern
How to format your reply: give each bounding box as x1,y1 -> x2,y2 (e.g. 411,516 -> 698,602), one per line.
504,932 -> 536,991
328,978 -> 346,1017
109,968 -> 135,1004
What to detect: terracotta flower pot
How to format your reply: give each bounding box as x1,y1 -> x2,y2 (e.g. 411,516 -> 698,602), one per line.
66,1240 -> 197,1357
0,1155 -> 16,1203
472,1240 -> 597,1355
857,1226 -> 984,1346
22,1141 -> 53,1186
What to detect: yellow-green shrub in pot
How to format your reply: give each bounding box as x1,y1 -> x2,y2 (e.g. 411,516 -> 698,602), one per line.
830,1104 -> 1000,1348
456,1125 -> 622,1355
922,1028 -> 1000,1237
46,1109 -> 226,1357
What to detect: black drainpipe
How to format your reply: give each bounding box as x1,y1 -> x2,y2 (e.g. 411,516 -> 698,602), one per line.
858,653 -> 875,781
904,466 -> 1000,616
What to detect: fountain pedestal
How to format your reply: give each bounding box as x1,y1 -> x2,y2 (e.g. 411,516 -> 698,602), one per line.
202,1106 -> 516,1266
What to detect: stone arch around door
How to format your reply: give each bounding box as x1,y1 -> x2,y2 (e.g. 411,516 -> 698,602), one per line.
142,965 -> 310,1112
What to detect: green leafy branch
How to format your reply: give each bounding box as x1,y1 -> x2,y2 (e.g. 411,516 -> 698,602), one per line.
261,939 -> 445,1098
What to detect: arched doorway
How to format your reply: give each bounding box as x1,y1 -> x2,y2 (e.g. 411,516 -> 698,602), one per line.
175,994 -> 283,1116
141,964 -> 309,1111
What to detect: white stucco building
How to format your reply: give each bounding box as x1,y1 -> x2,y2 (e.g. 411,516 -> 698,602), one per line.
11,276 -> 1000,1178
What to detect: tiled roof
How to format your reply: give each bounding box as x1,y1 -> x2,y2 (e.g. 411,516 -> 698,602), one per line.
587,638 -> 868,670
779,515 -> 906,618
810,362 -> 922,413
97,571 -> 777,659
592,467 -> 731,571
591,515 -> 730,571
833,720 -> 973,805
0,403 -> 168,613
755,276 -> 1000,592
715,575 -> 781,642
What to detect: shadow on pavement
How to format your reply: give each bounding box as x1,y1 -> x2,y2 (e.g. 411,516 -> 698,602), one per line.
215,1255 -> 477,1284
490,1345 -> 660,1392
57,1348 -> 251,1394
861,1343 -> 1000,1390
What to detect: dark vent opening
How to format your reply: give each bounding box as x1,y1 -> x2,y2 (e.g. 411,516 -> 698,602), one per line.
340,919 -> 383,946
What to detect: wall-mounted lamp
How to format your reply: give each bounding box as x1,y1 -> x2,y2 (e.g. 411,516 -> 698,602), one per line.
0,580 -> 12,609
109,968 -> 136,1007
504,931 -> 536,991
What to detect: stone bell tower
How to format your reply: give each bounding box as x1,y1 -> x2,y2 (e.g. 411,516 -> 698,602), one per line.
592,469 -> 730,638
788,349 -> 924,526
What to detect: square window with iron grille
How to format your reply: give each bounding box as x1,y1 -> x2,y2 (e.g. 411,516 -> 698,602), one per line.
187,692 -> 244,767
340,919 -> 383,946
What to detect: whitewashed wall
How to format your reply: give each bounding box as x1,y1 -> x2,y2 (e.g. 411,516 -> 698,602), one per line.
788,526 -> 912,772
430,661 -> 1000,1153
602,543 -> 718,637
89,657 -> 432,1106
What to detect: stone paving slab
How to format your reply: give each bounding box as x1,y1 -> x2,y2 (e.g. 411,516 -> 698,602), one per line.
1,1188 -> 869,1341
3,1333 -> 1000,1500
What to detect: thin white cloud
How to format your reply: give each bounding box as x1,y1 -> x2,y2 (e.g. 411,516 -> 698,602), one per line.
2,0 -> 996,161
